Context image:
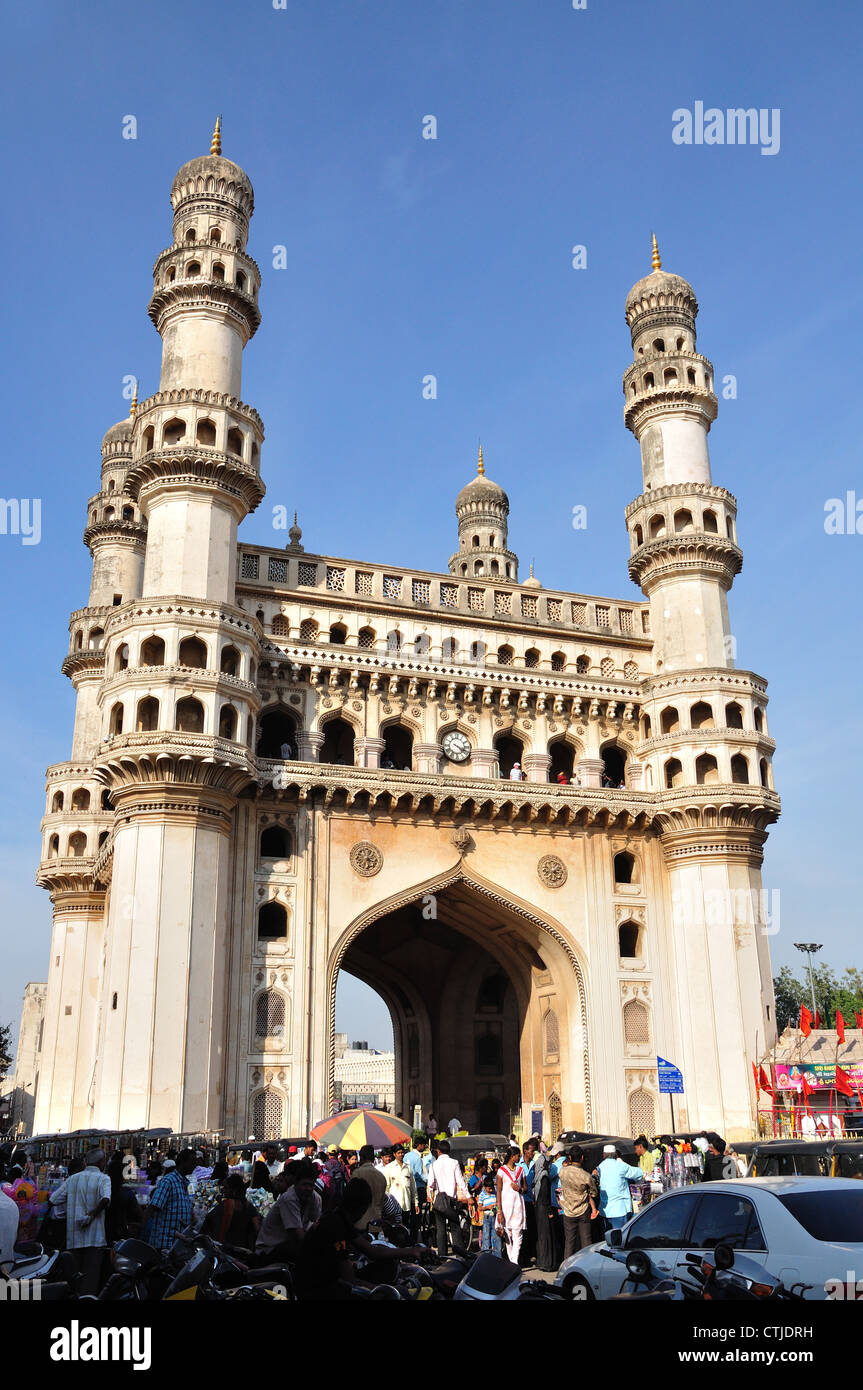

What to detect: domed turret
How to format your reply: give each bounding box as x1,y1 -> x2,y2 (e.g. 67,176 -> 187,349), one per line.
449,445 -> 519,582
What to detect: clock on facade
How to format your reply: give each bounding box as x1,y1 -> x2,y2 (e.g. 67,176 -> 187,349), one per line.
441,730 -> 471,763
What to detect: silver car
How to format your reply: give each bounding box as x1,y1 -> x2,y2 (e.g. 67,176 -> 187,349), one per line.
554,1178 -> 863,1301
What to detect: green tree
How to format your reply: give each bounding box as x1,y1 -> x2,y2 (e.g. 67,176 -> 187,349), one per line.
772,964 -> 863,1031
0,1022 -> 12,1082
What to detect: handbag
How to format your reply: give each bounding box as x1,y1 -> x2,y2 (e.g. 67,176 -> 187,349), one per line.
432,1191 -> 459,1217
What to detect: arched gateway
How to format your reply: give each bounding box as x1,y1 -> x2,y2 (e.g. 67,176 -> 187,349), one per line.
328,867 -> 592,1135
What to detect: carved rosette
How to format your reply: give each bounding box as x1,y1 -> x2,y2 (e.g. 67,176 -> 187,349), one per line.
349,841 -> 383,877
537,854 -> 567,889
450,825 -> 473,856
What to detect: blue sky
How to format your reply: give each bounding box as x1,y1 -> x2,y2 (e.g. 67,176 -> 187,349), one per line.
0,0 -> 860,1051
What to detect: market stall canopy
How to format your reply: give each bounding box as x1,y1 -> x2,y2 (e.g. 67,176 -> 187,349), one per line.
311,1109 -> 412,1150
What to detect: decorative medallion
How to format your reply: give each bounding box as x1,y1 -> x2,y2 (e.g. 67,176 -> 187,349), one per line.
577,726 -> 585,735
352,701 -> 362,711
322,697 -> 333,708
382,702 -> 392,713
451,825 -> 473,855
467,713 -> 477,723
349,841 -> 383,877
548,721 -> 558,732
494,717 -> 504,727
411,707 -> 421,718
537,854 -> 567,889
522,720 -> 532,729
290,694 -> 301,704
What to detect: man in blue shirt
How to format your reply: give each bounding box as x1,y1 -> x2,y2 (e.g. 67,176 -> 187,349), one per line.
594,1144 -> 644,1231
143,1149 -> 196,1249
404,1138 -> 428,1239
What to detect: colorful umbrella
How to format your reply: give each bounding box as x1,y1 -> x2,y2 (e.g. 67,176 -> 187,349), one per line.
311,1108 -> 413,1151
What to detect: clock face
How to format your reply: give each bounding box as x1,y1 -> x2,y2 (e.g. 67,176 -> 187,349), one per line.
441,730 -> 471,763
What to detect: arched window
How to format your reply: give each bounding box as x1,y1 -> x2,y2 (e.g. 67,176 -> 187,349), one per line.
690,701 -> 714,730
88,627 -> 104,650
665,757 -> 683,789
731,753 -> 749,784
252,1088 -> 283,1141
475,1028 -> 503,1074
329,623 -> 347,645
614,851 -> 635,884
726,516 -> 735,539
185,227 -> 197,242
179,636 -> 208,669
702,509 -> 718,533
725,701 -> 744,729
660,705 -> 679,734
497,644 -> 514,666
648,513 -> 666,539
109,702 -> 124,736
550,652 -> 565,672
209,227 -> 222,244
196,418 -> 217,446
414,634 -> 430,655
476,973 -> 507,1013
219,704 -> 238,739
601,657 -> 615,678
175,697 -> 205,734
624,660 -> 639,680
548,738 -> 575,783
51,791 -> 64,812
673,508 -> 694,533
260,824 -> 291,859
258,901 -> 288,939
494,733 -> 524,779
633,523 -> 643,546
544,1009 -> 560,1058
641,712 -> 652,739
601,743 -> 626,788
68,831 -> 87,857
321,718 -> 354,766
299,619 -> 318,642
143,426 -> 154,451
162,417 -> 186,446
754,707 -> 764,733
687,367 -> 697,386
470,640 -> 486,664
186,260 -> 201,277
629,1089 -> 655,1136
236,271 -> 247,291
212,261 -> 225,281
136,697 -> 159,732
664,367 -> 678,386
643,372 -> 655,389
472,535 -> 480,548
141,635 -> 166,666
696,753 -> 719,785
760,757 -> 770,788
255,989 -> 286,1039
220,645 -> 240,676
387,630 -> 402,654
226,427 -> 244,457
382,724 -> 413,771
442,637 -> 458,660
652,338 -> 665,352
49,834 -> 60,857
98,831 -> 108,849
101,788 -> 113,810
257,709 -> 297,759
71,787 -> 90,811
358,627 -> 376,649
623,999 -> 650,1045
575,655 -> 589,675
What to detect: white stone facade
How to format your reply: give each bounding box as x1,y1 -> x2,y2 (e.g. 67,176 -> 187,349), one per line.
31,137 -> 779,1145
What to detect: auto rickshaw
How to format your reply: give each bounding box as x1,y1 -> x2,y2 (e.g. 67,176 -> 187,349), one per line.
745,1138 -> 831,1177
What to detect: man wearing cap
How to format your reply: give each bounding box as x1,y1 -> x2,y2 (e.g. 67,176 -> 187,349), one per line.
48,1148 -> 112,1294
595,1144 -> 644,1231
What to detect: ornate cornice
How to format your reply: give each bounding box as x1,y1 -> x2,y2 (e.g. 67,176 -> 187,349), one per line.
639,728 -> 775,754
126,447 -> 265,515
99,664 -> 261,704
147,278 -> 261,340
102,597 -> 262,643
645,668 -> 768,697
134,388 -> 263,434
628,533 -> 742,590
61,650 -> 105,680
95,732 -> 255,798
625,385 -> 718,436
83,519 -> 148,550
625,481 -> 737,519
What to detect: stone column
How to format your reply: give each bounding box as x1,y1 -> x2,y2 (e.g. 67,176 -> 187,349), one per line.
32,880 -> 106,1134
470,748 -> 498,778
355,737 -> 385,768
297,731 -> 324,761
414,742 -> 443,774
578,757 -> 604,788
523,753 -> 551,783
626,760 -> 643,789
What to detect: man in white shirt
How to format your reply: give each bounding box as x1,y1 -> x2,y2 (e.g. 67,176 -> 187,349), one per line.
426,1140 -> 469,1256
447,1116 -> 462,1136
49,1148 -> 112,1294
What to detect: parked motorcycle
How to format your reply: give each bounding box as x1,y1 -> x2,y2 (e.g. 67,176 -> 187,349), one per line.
682,1242 -> 812,1301
603,1245 -> 690,1301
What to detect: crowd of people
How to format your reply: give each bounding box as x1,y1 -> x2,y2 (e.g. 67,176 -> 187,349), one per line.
0,1127 -> 741,1297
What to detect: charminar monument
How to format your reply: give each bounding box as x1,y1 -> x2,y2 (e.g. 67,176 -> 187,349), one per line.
32,125 -> 779,1142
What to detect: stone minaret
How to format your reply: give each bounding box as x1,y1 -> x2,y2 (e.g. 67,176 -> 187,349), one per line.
449,445 -> 519,582
36,124 -> 266,1133
623,238 -> 778,1133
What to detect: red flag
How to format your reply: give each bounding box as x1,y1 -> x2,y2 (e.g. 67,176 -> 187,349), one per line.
801,1072 -> 815,1104
800,1005 -> 812,1037
759,1065 -> 774,1098
855,1011 -> 863,1031
752,1061 -> 761,1094
814,1009 -> 822,1029
835,1066 -> 855,1098
836,1010 -> 846,1044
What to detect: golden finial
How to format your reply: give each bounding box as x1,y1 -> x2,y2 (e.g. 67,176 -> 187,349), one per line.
210,115 -> 222,156
651,232 -> 662,272
129,382 -> 138,418
477,442 -> 485,477
529,560 -> 535,578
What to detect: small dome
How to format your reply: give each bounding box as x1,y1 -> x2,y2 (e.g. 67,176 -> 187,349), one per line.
171,154 -> 254,213
456,445 -> 509,512
101,418 -> 133,448
625,268 -> 698,333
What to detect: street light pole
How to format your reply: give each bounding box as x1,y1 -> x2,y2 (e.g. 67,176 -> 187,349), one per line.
794,942 -> 823,1021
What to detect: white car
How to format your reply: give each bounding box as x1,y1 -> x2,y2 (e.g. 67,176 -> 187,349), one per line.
554,1178 -> 863,1301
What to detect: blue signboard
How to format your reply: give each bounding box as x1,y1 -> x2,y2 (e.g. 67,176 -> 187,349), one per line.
657,1056 -> 684,1094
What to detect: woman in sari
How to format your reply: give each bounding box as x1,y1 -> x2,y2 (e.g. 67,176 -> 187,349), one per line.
495,1146 -> 526,1265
